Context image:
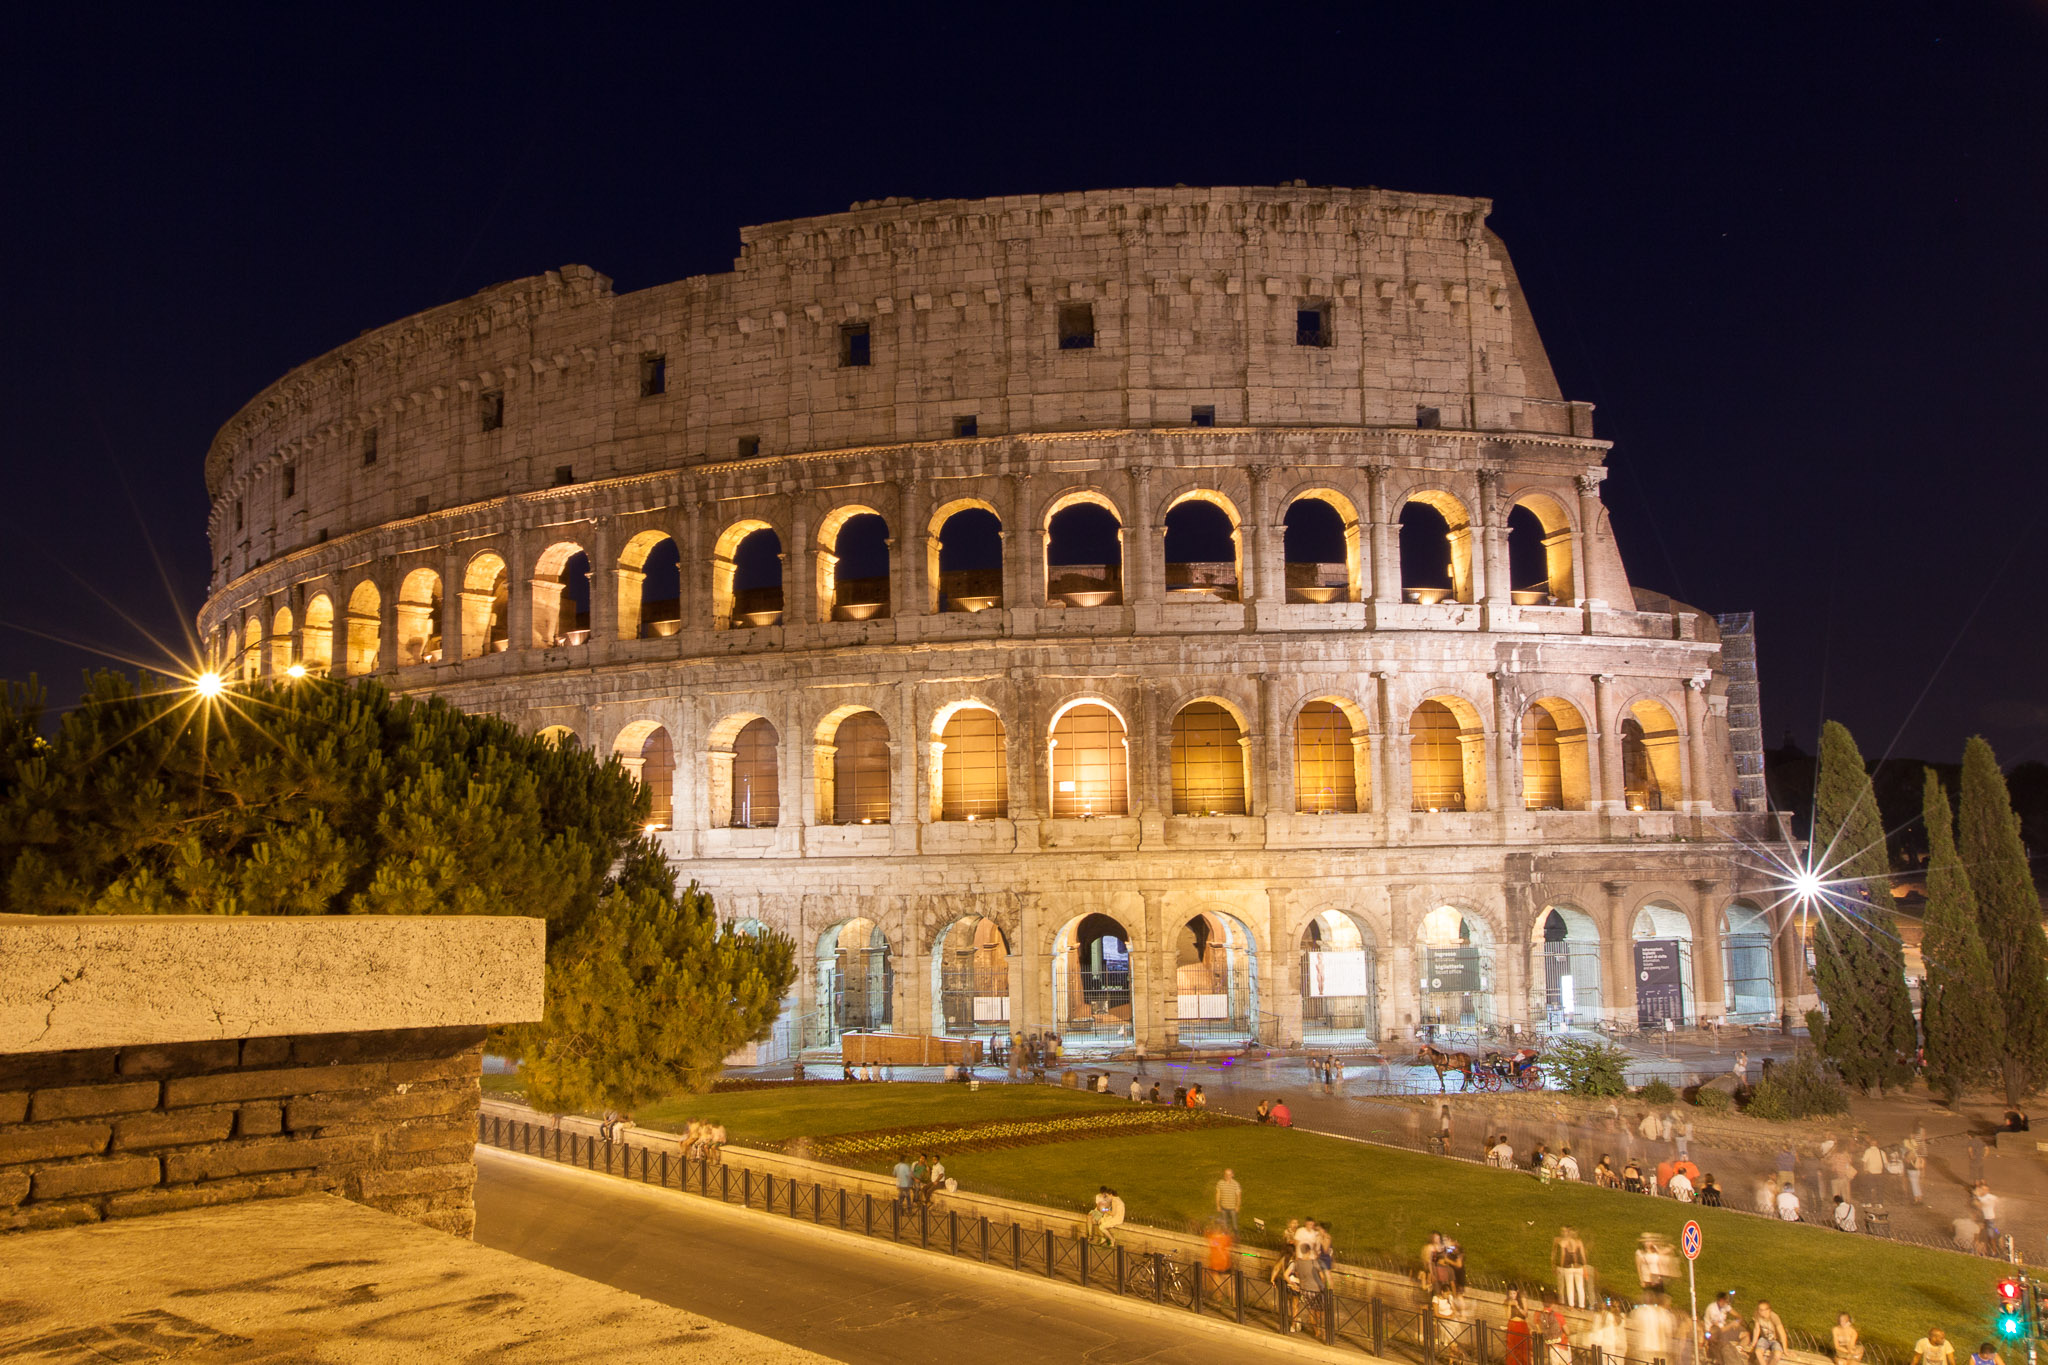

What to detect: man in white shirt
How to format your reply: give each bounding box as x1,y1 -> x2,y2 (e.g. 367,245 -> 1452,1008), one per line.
1704,1292 -> 1733,1335
1557,1147 -> 1581,1181
1489,1137 -> 1515,1167
1776,1184 -> 1802,1221
1832,1196 -> 1857,1231
1668,1169 -> 1694,1202
1128,1076 -> 1142,1101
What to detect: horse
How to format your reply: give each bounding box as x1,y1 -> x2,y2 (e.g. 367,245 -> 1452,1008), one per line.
1414,1044 -> 1477,1092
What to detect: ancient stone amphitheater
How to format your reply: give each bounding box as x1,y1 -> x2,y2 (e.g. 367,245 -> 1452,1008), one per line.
199,185 -> 1796,1058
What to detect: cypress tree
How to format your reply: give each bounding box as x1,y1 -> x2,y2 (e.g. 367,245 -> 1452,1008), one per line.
1807,721 -> 1917,1091
1918,770 -> 2002,1102
1959,737 -> 2048,1103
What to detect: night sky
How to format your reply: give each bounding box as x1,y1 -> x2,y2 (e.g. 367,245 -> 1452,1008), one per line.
4,6 -> 2043,769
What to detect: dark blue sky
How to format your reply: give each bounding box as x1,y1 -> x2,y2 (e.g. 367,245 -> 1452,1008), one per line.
3,5 -> 2043,767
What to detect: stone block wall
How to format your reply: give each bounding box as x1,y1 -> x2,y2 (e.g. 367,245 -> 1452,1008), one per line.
0,1025 -> 485,1237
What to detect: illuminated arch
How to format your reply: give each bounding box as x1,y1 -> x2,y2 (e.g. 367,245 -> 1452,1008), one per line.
816,504 -> 891,622
1532,903 -> 1603,1023
343,579 -> 381,676
931,700 -> 1008,821
707,711 -> 779,829
1043,489 -> 1124,607
1168,697 -> 1249,815
395,567 -> 443,667
535,724 -> 581,749
817,917 -> 893,1042
1175,908 -> 1261,1041
1622,696 -> 1683,811
1299,908 -> 1379,1039
1048,698 -> 1129,818
1162,489 -> 1243,603
814,704 -> 892,824
928,497 -> 1004,614
1721,901 -> 1778,1021
1051,911 -> 1134,1038
269,606 -> 295,676
240,616 -> 264,681
1397,488 -> 1476,604
616,530 -> 682,641
1281,487 -> 1364,603
711,518 -> 782,629
1418,903 -> 1497,1028
529,542 -> 589,647
1410,694 -> 1486,811
1520,697 -> 1590,811
460,551 -> 511,659
301,594 -> 334,674
1506,490 -> 1576,604
1293,695 -> 1370,813
612,719 -> 675,830
931,915 -> 1012,1037
1631,899 -> 1697,1025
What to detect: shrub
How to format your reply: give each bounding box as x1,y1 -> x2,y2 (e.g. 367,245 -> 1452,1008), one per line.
1637,1078 -> 1677,1105
1744,1051 -> 1852,1121
1693,1086 -> 1734,1114
1540,1038 -> 1632,1096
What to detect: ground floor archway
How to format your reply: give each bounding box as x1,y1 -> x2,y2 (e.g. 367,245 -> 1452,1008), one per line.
932,916 -> 1012,1039
813,918 -> 891,1048
1174,911 -> 1259,1042
1721,902 -> 1776,1021
1632,902 -> 1695,1026
1299,909 -> 1378,1041
1051,913 -> 1133,1040
1533,904 -> 1603,1026
1418,905 -> 1495,1030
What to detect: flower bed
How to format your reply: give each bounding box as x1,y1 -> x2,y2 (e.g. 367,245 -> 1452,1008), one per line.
781,1106 -> 1241,1163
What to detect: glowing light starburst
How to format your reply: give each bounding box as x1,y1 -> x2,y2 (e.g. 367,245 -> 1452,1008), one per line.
193,671 -> 226,699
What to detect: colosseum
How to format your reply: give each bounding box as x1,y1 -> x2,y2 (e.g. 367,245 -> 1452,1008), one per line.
199,185 -> 1799,1061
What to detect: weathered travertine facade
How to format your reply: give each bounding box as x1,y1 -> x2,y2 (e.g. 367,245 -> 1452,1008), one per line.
196,186 -> 1795,1054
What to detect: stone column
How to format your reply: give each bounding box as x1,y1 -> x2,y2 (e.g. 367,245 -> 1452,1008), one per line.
1683,677 -> 1713,813
1128,466 -> 1155,605
1693,880 -> 1726,1023
1603,881 -> 1636,1024
784,499 -> 813,627
1257,672 -> 1283,818
1267,885 -> 1300,1046
375,561 -> 399,676
682,502 -> 712,633
892,480 -> 922,621
1575,473 -> 1608,609
1004,474 -> 1033,611
1591,674 -> 1621,815
587,518 -> 617,650
1385,885 -> 1418,1036
1489,670 -> 1517,819
1375,671 -> 1405,821
1478,469 -> 1509,619
1366,465 -> 1398,606
1247,465 -> 1283,612
441,543 -> 466,663
611,568 -> 645,642
1137,888 -> 1169,1050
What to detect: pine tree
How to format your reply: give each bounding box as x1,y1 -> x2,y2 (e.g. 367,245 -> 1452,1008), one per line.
1918,770 -> 2002,1102
1807,721 -> 1917,1091
0,671 -> 797,1104
1959,737 -> 2048,1103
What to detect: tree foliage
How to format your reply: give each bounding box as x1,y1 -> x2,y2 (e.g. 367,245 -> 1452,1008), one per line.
0,671 -> 795,1107
1958,737 -> 2048,1103
1807,721 -> 1916,1091
1917,770 -> 2002,1102
1538,1037 -> 1631,1096
1744,1051 -> 1851,1121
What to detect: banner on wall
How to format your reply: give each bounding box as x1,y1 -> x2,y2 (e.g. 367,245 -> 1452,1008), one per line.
1634,938 -> 1686,1024
1309,949 -> 1371,998
1426,946 -> 1485,994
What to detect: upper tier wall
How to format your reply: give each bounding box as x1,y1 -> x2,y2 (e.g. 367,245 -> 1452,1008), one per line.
203,186 -> 1587,587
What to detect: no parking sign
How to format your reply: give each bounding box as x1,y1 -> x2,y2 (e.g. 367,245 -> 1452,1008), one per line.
1682,1220 -> 1702,1260
1683,1220 -> 1704,1358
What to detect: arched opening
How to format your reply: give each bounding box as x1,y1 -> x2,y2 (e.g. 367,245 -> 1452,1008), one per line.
1521,698 -> 1591,811
935,703 -> 1008,821
1418,905 -> 1496,1029
1411,697 -> 1485,812
1283,492 -> 1360,604
816,919 -> 891,1046
1632,901 -> 1696,1026
931,504 -> 1003,613
396,568 -> 443,666
1722,903 -> 1777,1022
1398,492 -> 1474,604
535,725 -> 580,750
1300,910 -> 1378,1040
530,543 -> 590,647
820,508 -> 891,621
706,713 -> 774,829
1049,701 -> 1128,818
460,552 -> 511,659
617,531 -> 682,640
343,580 -> 380,676
270,607 -> 295,676
1175,911 -> 1259,1041
1052,912 -> 1133,1039
1534,906 -> 1603,1026
240,617 -> 263,681
1507,494 -> 1575,604
1294,698 -> 1368,814
1045,496 -> 1122,607
1622,699 -> 1683,811
1170,700 -> 1248,815
932,916 -> 1011,1038
614,721 -> 675,830
1162,494 -> 1239,602
713,521 -> 784,629
818,708 -> 891,824
302,595 -> 334,675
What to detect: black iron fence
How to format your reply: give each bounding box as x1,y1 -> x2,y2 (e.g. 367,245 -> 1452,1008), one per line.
479,1111 -> 1748,1365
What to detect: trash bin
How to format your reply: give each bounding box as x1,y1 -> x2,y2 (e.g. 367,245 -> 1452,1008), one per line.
1864,1208 -> 1891,1238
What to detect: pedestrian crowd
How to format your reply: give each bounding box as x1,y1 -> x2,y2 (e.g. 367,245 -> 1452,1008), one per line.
680,1117 -> 727,1161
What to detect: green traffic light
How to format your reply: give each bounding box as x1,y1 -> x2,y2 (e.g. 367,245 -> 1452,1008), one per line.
1997,1313 -> 2024,1340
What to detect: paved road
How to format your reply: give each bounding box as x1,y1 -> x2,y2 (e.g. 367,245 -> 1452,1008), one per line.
474,1148 -> 1307,1365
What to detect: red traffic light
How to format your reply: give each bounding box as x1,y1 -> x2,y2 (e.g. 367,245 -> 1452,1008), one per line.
1997,1278 -> 2023,1303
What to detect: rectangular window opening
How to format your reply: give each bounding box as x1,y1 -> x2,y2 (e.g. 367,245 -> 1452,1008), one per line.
736,435 -> 761,458
362,428 -> 379,466
553,465 -> 575,487
234,500 -> 243,530
1057,303 -> 1095,350
413,495 -> 430,517
282,464 -> 296,498
1191,405 -> 1216,427
1296,303 -> 1333,348
480,390 -> 504,431
952,415 -> 978,439
1416,405 -> 1441,430
639,353 -> 667,397
839,322 -> 871,368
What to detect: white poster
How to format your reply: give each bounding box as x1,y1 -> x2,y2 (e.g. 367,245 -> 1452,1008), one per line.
971,996 -> 1011,1022
1309,950 -> 1369,998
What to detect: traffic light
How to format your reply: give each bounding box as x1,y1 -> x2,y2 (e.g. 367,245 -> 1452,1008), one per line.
1996,1277 -> 2026,1340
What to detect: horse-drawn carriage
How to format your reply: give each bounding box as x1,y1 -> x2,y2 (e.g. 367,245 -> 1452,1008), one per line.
1414,1044 -> 1545,1092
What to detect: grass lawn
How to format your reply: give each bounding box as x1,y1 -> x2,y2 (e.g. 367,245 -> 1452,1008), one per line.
485,1076 -> 1984,1353
941,1125 -> 1984,1358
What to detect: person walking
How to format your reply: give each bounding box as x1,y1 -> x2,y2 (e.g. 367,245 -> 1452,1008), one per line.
1973,1182 -> 2001,1241
1904,1133 -> 1927,1204
1553,1226 -> 1589,1308
1860,1137 -> 1885,1202
893,1153 -> 914,1213
1438,1104 -> 1454,1156
1676,1116 -> 1693,1162
1967,1135 -> 1987,1186
1214,1168 -> 1242,1234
